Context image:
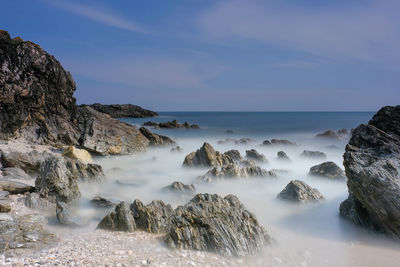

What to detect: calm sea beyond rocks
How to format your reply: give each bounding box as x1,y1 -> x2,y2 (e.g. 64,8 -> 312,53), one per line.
1,30 -> 400,266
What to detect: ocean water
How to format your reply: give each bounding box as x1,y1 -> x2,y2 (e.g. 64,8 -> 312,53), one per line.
75,112 -> 400,266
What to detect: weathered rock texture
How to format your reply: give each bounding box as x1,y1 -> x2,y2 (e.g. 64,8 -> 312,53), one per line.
245,149 -> 267,163
97,201 -> 136,232
183,142 -> 234,167
309,161 -> 346,180
165,194 -> 272,256
340,105 -> 400,237
131,200 -> 174,234
83,103 -> 158,118
278,180 -> 324,203
0,30 -> 173,155
139,127 -> 176,146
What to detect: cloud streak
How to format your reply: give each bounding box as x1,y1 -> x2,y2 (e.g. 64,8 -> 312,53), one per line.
45,0 -> 146,33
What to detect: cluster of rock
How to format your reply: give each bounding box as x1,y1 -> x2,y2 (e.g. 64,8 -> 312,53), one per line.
143,120 -> 199,129
262,139 -> 296,146
98,193 -> 272,256
316,129 -> 349,140
217,138 -> 253,145
0,30 -> 173,155
340,105 -> 400,237
82,103 -> 158,118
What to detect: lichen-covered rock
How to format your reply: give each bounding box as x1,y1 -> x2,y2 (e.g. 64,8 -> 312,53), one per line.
97,201 -> 136,232
62,146 -> 93,165
300,150 -> 327,159
138,127 -> 176,146
162,181 -> 196,196
165,194 -> 272,256
183,142 -> 234,167
340,105 -> 400,237
309,161 -> 346,180
83,103 -> 158,118
245,149 -> 267,163
277,180 -> 324,203
130,200 -> 174,234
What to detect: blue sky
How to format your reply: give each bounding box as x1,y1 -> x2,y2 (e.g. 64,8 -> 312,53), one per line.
2,0 -> 399,111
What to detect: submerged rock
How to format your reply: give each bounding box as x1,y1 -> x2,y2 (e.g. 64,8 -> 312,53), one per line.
337,129 -> 349,135
315,130 -> 341,140
340,105 -> 400,237
309,161 -> 346,180
162,181 -> 196,196
183,142 -> 233,167
277,180 -> 324,203
24,192 -> 55,210
83,103 -> 158,118
300,150 -> 327,159
165,193 -> 272,256
277,151 -> 290,161
246,149 -> 267,163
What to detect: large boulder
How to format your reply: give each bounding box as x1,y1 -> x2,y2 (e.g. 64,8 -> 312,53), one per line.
340,105 -> 400,237
0,149 -> 52,175
165,194 -> 272,256
183,142 -> 234,167
309,161 -> 346,180
83,103 -> 158,118
277,180 -> 324,203
97,201 -> 136,232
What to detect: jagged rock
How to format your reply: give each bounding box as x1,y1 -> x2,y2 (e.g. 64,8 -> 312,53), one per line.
56,201 -> 82,227
24,192 -> 55,210
170,146 -> 183,153
197,164 -> 276,183
309,161 -> 346,180
165,193 -> 272,256
246,149 -> 267,162
0,202 -> 11,212
183,142 -> 234,167
263,139 -> 296,146
316,130 -> 341,140
139,127 -> 176,146
223,149 -> 242,162
0,149 -> 51,174
337,129 -> 349,135
90,195 -> 120,208
0,212 -> 56,256
277,180 -> 324,203
82,103 -> 158,118
143,120 -> 199,129
162,181 -> 196,196
35,156 -> 103,203
2,167 -> 31,180
300,150 -> 327,159
97,201 -> 136,232
0,180 -> 34,194
277,151 -> 290,160
62,146 -> 93,165
340,105 -> 400,237
131,200 -> 174,234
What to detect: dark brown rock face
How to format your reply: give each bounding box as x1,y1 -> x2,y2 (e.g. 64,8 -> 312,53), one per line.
83,103 -> 158,118
340,105 -> 400,237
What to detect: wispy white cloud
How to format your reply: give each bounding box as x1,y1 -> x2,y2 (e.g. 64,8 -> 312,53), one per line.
197,0 -> 400,65
44,0 -> 146,33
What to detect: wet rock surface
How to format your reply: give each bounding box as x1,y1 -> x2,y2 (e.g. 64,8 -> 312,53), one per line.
278,180 -> 324,203
56,201 -> 82,227
83,103 -> 158,118
309,161 -> 346,180
90,195 -> 120,208
340,105 -> 400,237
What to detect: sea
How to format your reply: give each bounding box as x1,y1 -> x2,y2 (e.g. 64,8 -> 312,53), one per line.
75,112 -> 400,266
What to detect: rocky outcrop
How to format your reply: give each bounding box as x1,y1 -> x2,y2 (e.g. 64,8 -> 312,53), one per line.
340,105 -> 400,237
277,151 -> 290,161
263,139 -> 296,146
0,212 -> 56,256
138,127 -> 176,146
165,194 -> 272,256
0,202 -> 11,213
83,103 -> 158,118
0,30 -> 173,155
218,138 -> 253,145
277,180 -> 324,203
97,201 -> 136,232
300,150 -> 327,159
223,149 -> 242,162
162,181 -> 196,196
183,143 -> 234,167
245,149 -> 267,163
143,120 -> 199,129
131,200 -> 174,234
309,161 -> 346,180
315,130 -> 341,140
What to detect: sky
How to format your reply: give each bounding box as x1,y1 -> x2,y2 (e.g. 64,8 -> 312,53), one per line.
1,0 -> 399,111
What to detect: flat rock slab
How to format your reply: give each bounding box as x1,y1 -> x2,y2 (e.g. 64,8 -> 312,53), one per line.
0,180 -> 34,194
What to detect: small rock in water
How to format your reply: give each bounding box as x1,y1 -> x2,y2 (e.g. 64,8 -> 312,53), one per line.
309,161 -> 346,180
56,201 -> 82,227
277,151 -> 290,161
315,130 -> 341,140
245,149 -> 267,163
278,180 -> 324,203
300,150 -> 327,159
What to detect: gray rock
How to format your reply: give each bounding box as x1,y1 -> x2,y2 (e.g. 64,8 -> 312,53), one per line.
90,195 -> 120,208
0,150 -> 51,175
139,127 -> 176,146
165,193 -> 272,256
97,201 -> 136,232
246,149 -> 267,163
56,201 -> 82,227
300,150 -> 327,159
183,142 -> 234,167
143,120 -> 199,129
162,181 -> 196,196
277,180 -> 324,203
0,180 -> 34,194
277,151 -> 290,160
340,105 -> 400,237
170,146 -> 183,153
315,130 -> 341,140
131,200 -> 174,234
0,202 -> 11,213
0,191 -> 9,200
82,103 -> 158,118
337,129 -> 349,135
2,167 -> 31,180
309,161 -> 346,180
223,149 -> 242,162
263,139 -> 297,146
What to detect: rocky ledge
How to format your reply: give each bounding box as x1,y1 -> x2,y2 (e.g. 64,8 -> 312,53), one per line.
340,105 -> 400,237
82,103 -> 158,118
143,120 -> 199,129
